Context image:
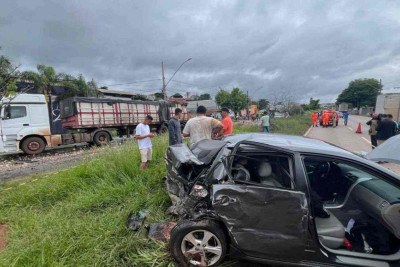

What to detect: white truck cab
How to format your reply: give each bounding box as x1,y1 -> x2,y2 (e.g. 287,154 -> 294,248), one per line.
0,94 -> 52,154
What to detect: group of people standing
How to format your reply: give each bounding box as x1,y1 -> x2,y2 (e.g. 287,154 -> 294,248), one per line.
367,113 -> 398,148
311,111 -> 349,128
133,105 -> 233,169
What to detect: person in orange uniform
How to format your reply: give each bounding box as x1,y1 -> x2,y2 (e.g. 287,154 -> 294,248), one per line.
220,107 -> 233,136
322,112 -> 330,128
311,112 -> 318,127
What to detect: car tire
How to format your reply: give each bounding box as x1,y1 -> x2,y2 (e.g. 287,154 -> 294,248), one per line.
170,220 -> 227,267
21,136 -> 46,155
93,131 -> 111,146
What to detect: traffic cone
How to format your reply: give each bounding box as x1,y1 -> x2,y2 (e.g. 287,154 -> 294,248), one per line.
356,122 -> 362,134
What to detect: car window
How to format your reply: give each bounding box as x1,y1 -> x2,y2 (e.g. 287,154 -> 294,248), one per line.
5,106 -> 27,119
230,153 -> 293,189
303,157 -> 397,204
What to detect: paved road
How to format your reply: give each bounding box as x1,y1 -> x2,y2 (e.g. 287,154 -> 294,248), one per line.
306,115 -> 373,153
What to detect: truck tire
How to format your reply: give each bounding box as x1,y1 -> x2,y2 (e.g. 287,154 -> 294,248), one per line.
169,220 -> 227,267
93,131 -> 111,146
158,124 -> 168,134
21,137 -> 46,155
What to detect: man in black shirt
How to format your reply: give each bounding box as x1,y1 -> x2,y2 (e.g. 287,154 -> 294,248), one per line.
168,108 -> 183,145
376,114 -> 398,146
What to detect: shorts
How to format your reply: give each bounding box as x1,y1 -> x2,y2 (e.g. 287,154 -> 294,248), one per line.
139,148 -> 152,163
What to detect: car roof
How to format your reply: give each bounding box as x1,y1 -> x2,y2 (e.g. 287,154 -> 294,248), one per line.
223,133 -> 355,157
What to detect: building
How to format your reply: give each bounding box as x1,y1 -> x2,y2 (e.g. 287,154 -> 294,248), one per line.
97,89 -> 135,100
375,93 -> 400,121
186,100 -> 219,115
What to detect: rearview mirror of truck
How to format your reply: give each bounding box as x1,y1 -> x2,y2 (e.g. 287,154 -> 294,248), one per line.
0,104 -> 7,120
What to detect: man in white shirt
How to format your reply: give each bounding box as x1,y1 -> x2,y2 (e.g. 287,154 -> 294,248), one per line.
183,106 -> 223,144
134,115 -> 156,170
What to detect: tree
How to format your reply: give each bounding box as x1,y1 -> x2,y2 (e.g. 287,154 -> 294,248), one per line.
215,87 -> 248,115
198,93 -> 211,100
154,92 -> 165,100
258,99 -> 269,110
21,65 -> 97,99
336,78 -> 382,109
134,94 -> 147,100
302,98 -> 320,111
21,65 -> 61,96
172,93 -> 183,98
0,53 -> 20,97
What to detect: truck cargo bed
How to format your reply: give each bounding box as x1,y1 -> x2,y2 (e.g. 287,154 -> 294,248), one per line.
60,97 -> 186,129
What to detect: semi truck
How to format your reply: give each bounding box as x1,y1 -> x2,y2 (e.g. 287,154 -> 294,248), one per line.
0,94 -> 187,155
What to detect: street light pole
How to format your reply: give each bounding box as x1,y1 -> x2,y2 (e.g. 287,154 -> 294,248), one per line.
161,58 -> 192,100
161,62 -> 166,99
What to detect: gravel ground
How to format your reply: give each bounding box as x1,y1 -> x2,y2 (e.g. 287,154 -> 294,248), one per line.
0,146 -> 102,181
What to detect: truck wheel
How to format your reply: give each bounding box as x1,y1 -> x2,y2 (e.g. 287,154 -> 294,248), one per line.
158,124 -> 168,134
170,220 -> 227,267
21,137 -> 46,155
93,131 -> 111,146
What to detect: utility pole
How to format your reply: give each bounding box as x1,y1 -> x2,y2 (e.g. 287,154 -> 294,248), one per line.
161,62 -> 166,100
246,90 -> 249,120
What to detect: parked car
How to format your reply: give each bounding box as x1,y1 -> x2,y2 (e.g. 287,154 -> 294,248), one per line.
319,109 -> 339,126
165,133 -> 400,267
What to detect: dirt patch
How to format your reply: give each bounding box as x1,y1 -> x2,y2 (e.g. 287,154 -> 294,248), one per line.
0,224 -> 7,250
0,147 -> 101,181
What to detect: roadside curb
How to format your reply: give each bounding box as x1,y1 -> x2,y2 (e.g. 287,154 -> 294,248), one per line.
304,125 -> 313,137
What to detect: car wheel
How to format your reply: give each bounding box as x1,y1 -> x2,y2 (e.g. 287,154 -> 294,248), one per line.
93,131 -> 111,146
21,137 -> 46,155
170,220 -> 227,267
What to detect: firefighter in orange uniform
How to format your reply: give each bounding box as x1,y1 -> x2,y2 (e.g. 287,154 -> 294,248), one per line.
311,112 -> 318,127
322,112 -> 330,128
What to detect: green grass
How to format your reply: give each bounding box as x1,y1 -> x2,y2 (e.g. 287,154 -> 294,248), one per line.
234,115 -> 311,135
0,116 -> 311,267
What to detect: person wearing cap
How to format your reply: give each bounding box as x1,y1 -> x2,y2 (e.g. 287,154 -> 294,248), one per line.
134,115 -> 156,170
182,105 -> 223,144
220,107 -> 233,136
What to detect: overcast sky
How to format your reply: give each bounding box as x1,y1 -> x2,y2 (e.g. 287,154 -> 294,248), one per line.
1,0 -> 400,102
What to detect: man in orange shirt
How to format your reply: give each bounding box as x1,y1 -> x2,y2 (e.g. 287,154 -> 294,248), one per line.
322,112 -> 330,128
220,107 -> 233,136
311,112 -> 318,127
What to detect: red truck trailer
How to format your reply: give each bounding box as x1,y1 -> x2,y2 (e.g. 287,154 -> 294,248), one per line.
60,97 -> 187,145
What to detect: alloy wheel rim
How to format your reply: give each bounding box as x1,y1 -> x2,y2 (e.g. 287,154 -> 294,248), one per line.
180,230 -> 222,266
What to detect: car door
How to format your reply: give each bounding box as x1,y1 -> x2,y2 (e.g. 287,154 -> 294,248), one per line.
212,184 -> 309,260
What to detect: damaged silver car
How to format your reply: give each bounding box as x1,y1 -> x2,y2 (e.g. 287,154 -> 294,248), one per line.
165,133 -> 400,267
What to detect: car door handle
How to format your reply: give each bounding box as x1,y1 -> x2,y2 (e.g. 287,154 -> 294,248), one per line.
23,123 -> 29,126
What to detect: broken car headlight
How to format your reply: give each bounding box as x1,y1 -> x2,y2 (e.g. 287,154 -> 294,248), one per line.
190,185 -> 208,198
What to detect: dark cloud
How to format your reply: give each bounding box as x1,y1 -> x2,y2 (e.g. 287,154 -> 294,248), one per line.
1,0 -> 400,102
